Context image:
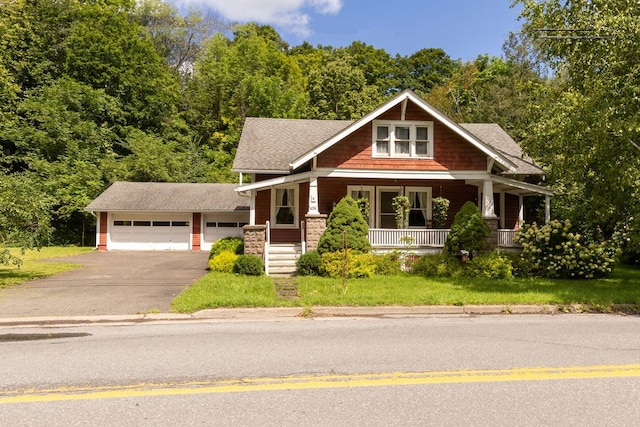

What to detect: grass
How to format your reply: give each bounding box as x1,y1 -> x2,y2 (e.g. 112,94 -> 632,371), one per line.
171,265 -> 640,313
0,247 -> 94,289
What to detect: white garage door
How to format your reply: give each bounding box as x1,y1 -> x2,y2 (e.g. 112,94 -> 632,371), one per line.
202,213 -> 248,251
109,213 -> 191,250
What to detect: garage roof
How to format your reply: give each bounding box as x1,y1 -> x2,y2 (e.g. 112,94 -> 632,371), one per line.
85,182 -> 249,213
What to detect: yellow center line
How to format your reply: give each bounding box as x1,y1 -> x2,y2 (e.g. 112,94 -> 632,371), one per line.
2,364 -> 640,404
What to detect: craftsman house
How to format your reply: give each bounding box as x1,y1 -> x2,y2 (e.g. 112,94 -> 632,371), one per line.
233,89 -> 551,274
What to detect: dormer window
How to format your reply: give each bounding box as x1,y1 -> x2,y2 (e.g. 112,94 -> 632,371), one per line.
373,120 -> 433,158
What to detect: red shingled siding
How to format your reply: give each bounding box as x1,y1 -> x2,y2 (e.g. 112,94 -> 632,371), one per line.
316,102 -> 487,171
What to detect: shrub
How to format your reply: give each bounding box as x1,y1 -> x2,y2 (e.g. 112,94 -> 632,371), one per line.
208,250 -> 238,273
444,201 -> 490,258
463,251 -> 513,279
515,219 -> 615,279
319,251 -> 377,279
318,196 -> 371,254
296,250 -> 322,276
233,254 -> 264,276
372,253 -> 403,276
432,197 -> 450,228
209,237 -> 244,259
412,253 -> 462,277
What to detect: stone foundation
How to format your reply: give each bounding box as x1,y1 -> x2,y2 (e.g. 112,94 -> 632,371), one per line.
305,213 -> 327,252
243,225 -> 266,258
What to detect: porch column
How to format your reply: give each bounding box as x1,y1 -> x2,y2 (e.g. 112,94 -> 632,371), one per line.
482,180 -> 498,249
518,195 -> 524,228
545,195 -> 551,222
308,177 -> 320,214
482,180 -> 497,218
249,190 -> 256,225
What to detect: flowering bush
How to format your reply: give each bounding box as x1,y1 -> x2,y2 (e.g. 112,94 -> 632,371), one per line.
515,219 -> 615,279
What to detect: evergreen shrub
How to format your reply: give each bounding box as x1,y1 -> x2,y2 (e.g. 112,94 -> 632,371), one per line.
317,196 -> 371,254
233,254 -> 264,276
444,201 -> 490,258
296,250 -> 322,276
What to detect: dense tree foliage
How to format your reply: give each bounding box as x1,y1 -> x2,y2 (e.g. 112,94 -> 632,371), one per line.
515,0 -> 640,260
4,0 -> 631,264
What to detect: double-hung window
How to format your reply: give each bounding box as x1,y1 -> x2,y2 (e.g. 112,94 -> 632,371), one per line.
373,121 -> 433,158
271,186 -> 298,227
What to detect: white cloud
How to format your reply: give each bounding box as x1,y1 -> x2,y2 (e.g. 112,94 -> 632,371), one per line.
172,0 -> 342,36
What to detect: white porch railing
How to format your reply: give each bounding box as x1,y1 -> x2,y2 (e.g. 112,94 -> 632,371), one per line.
264,221 -> 270,276
498,229 -> 520,248
368,228 -> 450,248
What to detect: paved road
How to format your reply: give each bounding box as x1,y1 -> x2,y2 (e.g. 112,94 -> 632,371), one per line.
0,251 -> 209,317
1,315 -> 640,425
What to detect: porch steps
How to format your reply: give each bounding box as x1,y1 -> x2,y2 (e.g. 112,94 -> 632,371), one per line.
266,243 -> 302,276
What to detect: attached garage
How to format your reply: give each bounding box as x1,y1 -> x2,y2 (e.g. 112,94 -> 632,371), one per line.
86,182 -> 250,251
109,213 -> 192,251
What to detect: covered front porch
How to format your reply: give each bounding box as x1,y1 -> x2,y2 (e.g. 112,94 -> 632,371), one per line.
239,171 -> 551,274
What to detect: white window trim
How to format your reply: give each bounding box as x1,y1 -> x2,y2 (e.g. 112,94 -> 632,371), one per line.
271,185 -> 299,228
405,186 -> 433,228
372,120 -> 434,159
347,185 -> 375,228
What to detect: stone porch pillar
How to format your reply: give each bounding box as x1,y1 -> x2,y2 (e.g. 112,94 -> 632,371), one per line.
243,225 -> 266,258
305,213 -> 327,252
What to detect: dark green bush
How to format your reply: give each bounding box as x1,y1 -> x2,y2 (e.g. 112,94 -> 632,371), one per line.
372,253 -> 403,276
462,251 -> 513,279
412,253 -> 462,277
444,201 -> 490,257
296,250 -> 322,276
233,254 -> 264,276
317,196 -> 371,255
209,237 -> 244,259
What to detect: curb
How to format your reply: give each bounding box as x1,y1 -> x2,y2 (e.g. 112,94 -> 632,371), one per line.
2,304 -> 632,327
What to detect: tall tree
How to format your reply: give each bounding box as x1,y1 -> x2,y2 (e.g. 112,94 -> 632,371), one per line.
516,0 -> 640,254
307,49 -> 384,120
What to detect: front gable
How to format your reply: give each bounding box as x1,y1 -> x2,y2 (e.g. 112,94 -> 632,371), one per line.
316,101 -> 488,172
289,89 -> 515,173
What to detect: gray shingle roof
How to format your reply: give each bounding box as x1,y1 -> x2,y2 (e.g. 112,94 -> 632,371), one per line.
232,117 -> 353,173
232,117 -> 544,176
85,182 -> 249,212
459,124 -> 544,175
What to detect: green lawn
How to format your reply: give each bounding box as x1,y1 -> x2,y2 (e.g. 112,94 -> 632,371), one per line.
0,247 -> 94,288
172,264 -> 640,313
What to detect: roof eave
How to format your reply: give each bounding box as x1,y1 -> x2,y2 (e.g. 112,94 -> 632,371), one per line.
289,89 -> 517,171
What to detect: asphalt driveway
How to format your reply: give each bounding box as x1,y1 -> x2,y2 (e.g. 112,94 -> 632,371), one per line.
0,251 -> 210,318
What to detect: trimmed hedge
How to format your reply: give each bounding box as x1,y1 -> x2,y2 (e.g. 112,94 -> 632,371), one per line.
233,254 -> 264,276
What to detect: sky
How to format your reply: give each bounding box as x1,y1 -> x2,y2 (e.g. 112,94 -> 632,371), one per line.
169,0 -> 524,61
